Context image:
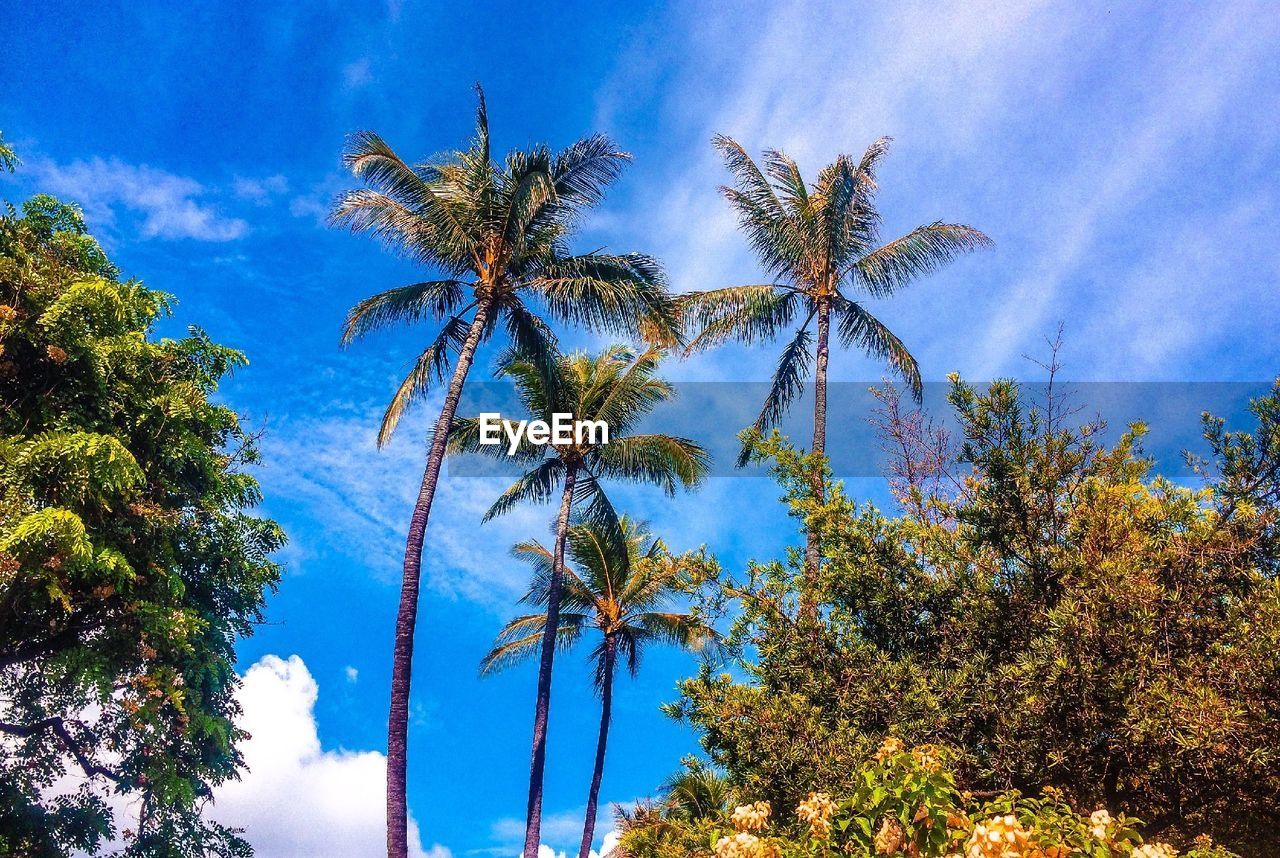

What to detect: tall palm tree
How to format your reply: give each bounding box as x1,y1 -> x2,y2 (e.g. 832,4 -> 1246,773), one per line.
330,88 -> 678,858
451,346 -> 708,858
481,517 -> 719,858
682,135 -> 989,586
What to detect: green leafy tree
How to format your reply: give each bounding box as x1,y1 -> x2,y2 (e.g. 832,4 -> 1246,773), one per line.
669,378 -> 1280,856
681,136 -> 989,585
331,87 -> 677,858
452,345 -> 708,857
0,131 -> 17,173
0,194 -> 283,856
481,517 -> 720,858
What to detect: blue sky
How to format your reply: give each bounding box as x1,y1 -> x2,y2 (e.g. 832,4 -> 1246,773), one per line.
3,2 -> 1279,855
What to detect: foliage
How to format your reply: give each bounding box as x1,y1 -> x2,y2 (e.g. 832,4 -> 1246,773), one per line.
481,516 -> 720,681
333,86 -> 678,447
666,376 -> 1280,856
450,345 -> 710,525
617,738 -> 1240,858
680,136 -> 989,464
0,131 -> 17,173
0,194 -> 283,855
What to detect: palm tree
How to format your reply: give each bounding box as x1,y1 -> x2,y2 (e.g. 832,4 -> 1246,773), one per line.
481,517 -> 719,858
330,88 -> 677,858
682,135 -> 989,586
451,346 -> 708,858
660,760 -> 732,821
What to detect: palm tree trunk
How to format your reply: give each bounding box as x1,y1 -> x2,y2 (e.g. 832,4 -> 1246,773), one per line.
523,464 -> 579,858
803,298 -> 830,604
578,637 -> 617,858
387,301 -> 491,858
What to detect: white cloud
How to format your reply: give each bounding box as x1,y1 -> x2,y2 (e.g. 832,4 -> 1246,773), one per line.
344,665 -> 360,683
258,405 -> 553,608
344,58 -> 374,90
491,807 -> 618,858
30,156 -> 248,241
233,174 -> 290,204
210,654 -> 444,858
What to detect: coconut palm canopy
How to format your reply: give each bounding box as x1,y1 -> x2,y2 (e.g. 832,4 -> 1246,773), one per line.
334,87 -> 679,447
683,136 -> 991,464
450,345 -> 710,524
480,517 -> 719,681
482,516 -> 720,858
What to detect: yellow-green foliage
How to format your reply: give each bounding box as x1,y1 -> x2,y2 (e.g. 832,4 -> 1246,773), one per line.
618,740 -> 1239,858
671,378 -> 1280,856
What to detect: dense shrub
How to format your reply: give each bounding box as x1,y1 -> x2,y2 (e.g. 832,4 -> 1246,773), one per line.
618,739 -> 1239,858
663,375 -> 1280,855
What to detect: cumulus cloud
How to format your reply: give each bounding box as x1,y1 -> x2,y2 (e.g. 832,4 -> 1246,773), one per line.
30,156 -> 248,241
209,654 -> 444,858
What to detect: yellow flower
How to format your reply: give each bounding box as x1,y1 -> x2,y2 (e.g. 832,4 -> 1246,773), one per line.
875,736 -> 907,763
965,814 -> 1028,858
1131,845 -> 1177,858
730,801 -> 771,832
911,744 -> 943,773
797,792 -> 837,838
875,818 -> 905,855
715,831 -> 782,858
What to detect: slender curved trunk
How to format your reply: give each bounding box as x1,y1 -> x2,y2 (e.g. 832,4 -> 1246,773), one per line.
578,637 -> 617,858
387,301 -> 491,858
523,464 -> 579,858
802,298 -> 830,609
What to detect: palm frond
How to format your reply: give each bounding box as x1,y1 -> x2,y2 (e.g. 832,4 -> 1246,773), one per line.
377,313 -> 472,447
713,137 -> 806,279
592,434 -> 710,495
636,612 -> 721,656
681,285 -> 799,354
762,148 -> 809,211
447,414 -> 544,461
472,83 -> 490,164
484,457 -> 566,521
531,252 -> 674,339
833,296 -> 922,400
550,134 -> 630,206
498,296 -> 559,378
340,280 -> 469,344
851,222 -> 991,297
338,132 -> 431,208
479,614 -> 586,675
739,317 -> 815,466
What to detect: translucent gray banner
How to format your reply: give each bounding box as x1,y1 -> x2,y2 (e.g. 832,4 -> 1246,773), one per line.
446,381 -> 1274,479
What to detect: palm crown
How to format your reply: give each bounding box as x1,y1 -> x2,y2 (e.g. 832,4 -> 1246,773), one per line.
450,345 -> 709,523
332,87 -> 678,446
481,516 -> 718,682
683,135 -> 991,464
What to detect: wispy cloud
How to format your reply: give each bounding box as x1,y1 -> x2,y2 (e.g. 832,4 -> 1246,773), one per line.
258,401 -> 555,610
597,0 -> 1280,383
29,156 -> 249,241
233,173 -> 290,205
